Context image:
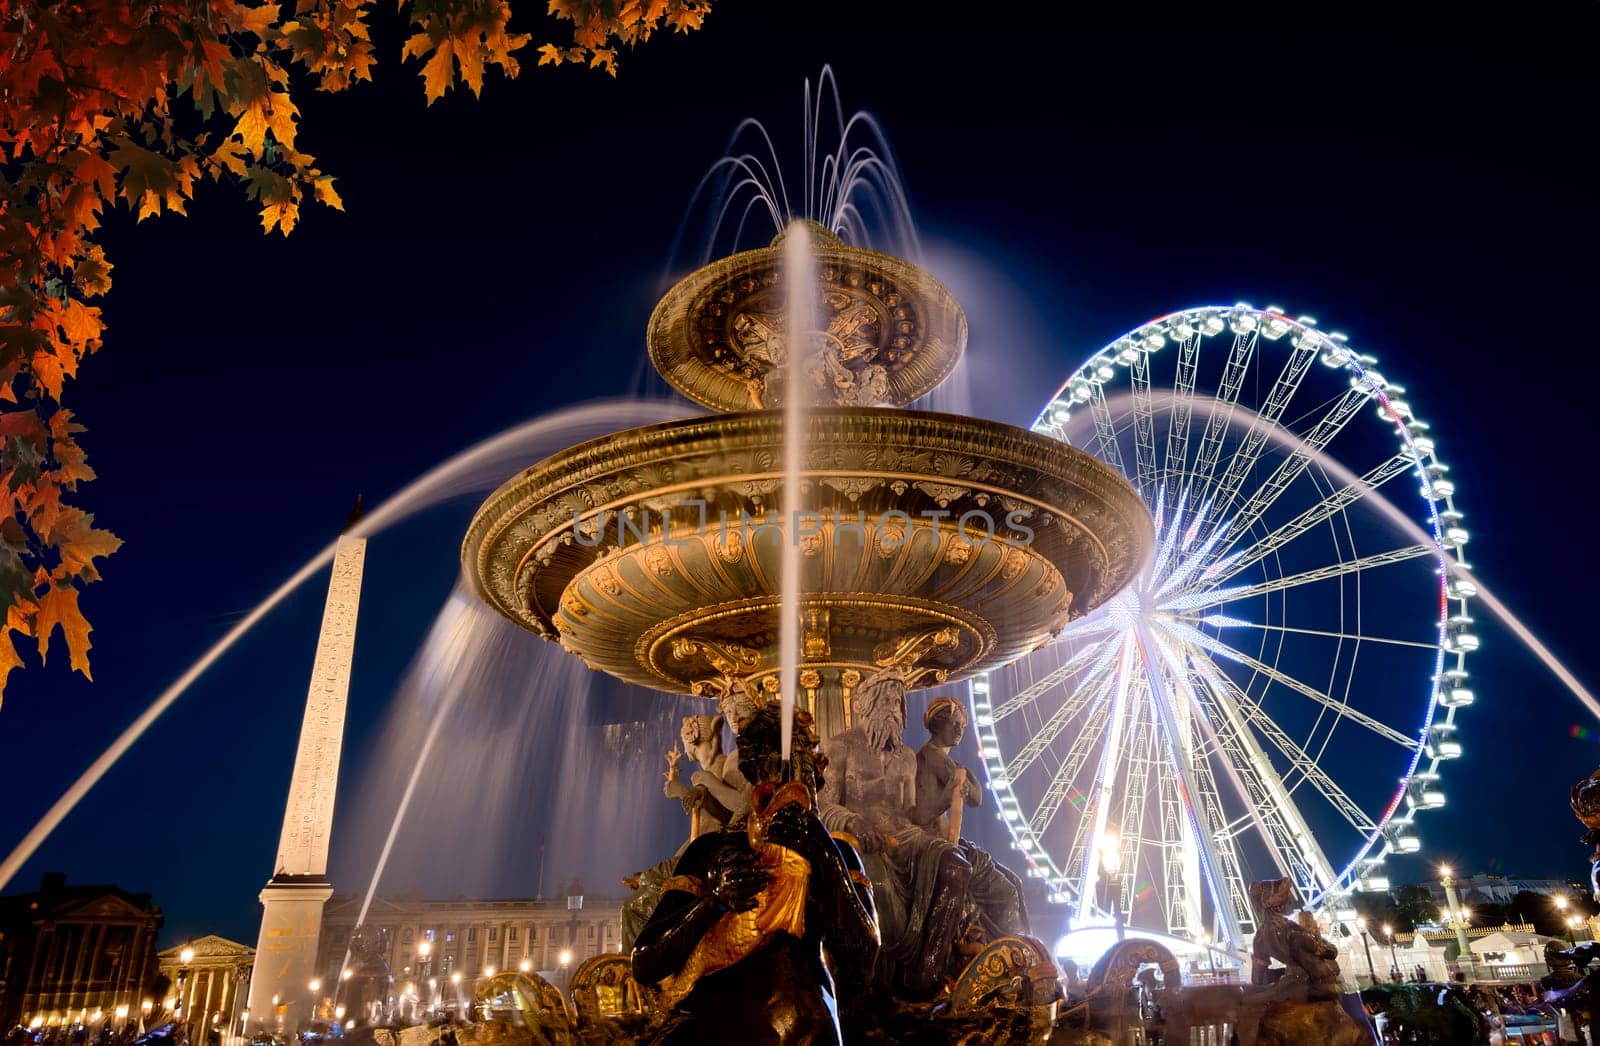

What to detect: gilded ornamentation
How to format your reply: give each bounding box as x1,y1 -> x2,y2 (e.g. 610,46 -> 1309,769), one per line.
1001,547 -> 1029,580
799,669 -> 821,690
568,954 -> 645,1024
944,537 -> 973,566
648,225 -> 966,413
716,531 -> 744,563
593,568 -> 621,596
643,545 -> 673,577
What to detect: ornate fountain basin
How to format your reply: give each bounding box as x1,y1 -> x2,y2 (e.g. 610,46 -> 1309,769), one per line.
463,408 -> 1151,733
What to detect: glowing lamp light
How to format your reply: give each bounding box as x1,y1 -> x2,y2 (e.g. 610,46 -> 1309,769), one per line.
417,941 -> 431,957
179,947 -> 195,965
1556,896 -> 1571,912
115,1006 -> 128,1021
558,949 -> 573,967
308,979 -> 322,994
483,966 -> 495,978
341,968 -> 353,981
1438,864 -> 1453,879
450,973 -> 461,986
334,1007 -> 345,1021
519,960 -> 532,973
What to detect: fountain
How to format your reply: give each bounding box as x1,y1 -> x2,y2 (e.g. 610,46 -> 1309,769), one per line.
457,209 -> 1154,1040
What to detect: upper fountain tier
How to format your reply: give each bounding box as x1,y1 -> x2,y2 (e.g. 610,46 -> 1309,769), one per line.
648,222 -> 966,411
463,233 -> 1152,737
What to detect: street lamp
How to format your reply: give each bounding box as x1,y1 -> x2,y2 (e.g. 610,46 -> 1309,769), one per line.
1355,916 -> 1378,984
518,960 -> 531,974
177,945 -> 195,1038
558,949 -> 573,991
1383,924 -> 1399,981
1439,865 -> 1475,981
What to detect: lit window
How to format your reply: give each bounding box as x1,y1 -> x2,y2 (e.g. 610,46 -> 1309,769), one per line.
489,928 -> 497,941
587,927 -> 595,940
467,929 -> 476,943
529,927 -> 537,942
508,928 -> 517,941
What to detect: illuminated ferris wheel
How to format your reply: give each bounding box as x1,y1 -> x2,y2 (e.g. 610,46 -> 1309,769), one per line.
968,305 -> 1474,945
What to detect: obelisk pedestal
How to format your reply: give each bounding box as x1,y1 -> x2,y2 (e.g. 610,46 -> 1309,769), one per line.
248,509 -> 365,1034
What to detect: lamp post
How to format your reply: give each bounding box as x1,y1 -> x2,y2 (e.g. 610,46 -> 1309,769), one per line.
1569,915 -> 1583,946
558,949 -> 573,993
1383,924 -> 1399,982
177,946 -> 195,1041
1355,916 -> 1378,985
1440,865 -> 1475,980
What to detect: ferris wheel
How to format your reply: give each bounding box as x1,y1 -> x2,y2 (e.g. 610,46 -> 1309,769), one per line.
968,305 -> 1474,945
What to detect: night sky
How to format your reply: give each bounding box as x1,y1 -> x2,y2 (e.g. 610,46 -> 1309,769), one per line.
2,3 -> 1598,948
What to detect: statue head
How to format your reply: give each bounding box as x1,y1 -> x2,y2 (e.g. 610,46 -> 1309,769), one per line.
856,664 -> 909,752
719,679 -> 762,733
924,696 -> 967,747
735,706 -> 825,792
1247,877 -> 1298,918
680,714 -> 724,767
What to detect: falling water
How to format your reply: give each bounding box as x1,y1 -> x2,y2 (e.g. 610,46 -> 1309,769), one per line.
0,398 -> 692,892
779,221 -> 816,761
1091,389 -> 1600,725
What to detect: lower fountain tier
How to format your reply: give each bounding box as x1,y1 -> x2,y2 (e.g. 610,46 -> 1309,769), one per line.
462,408 -> 1153,726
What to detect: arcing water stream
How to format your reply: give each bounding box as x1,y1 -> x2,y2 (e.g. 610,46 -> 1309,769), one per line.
0,399 -> 690,892
1094,389 -> 1600,725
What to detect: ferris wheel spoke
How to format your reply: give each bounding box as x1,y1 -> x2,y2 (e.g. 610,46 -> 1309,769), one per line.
1130,350 -> 1159,496
1187,329 -> 1259,514
1206,452 -> 1416,585
1007,662 -> 1120,779
1209,385 -> 1373,563
1174,543 -> 1435,612
1187,710 -> 1257,932
1088,381 -> 1129,479
1114,696 -> 1157,911
991,631 -> 1118,722
1201,334 -> 1321,530
1170,621 -> 1417,748
1199,620 -> 1439,651
1193,657 -> 1377,834
1187,659 -> 1338,898
1160,332 -> 1203,495
1030,683 -> 1123,837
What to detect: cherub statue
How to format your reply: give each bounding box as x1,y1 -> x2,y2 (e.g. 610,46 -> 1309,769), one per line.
1247,878 -> 1343,1001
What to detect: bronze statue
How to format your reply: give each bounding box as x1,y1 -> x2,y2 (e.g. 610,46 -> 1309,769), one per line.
632,705 -> 878,1044
623,713 -> 753,949
817,665 -> 1025,998
1246,878 -> 1343,1001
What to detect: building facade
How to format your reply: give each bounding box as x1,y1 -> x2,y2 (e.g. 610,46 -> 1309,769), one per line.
156,936 -> 254,1044
314,886 -> 623,1006
0,873 -> 163,1031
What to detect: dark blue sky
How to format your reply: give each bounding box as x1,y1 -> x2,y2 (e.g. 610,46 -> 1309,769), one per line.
2,3 -> 1598,946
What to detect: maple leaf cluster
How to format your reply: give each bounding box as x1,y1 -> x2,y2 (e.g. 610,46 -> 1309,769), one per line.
536,0 -> 712,77
0,0 -> 714,707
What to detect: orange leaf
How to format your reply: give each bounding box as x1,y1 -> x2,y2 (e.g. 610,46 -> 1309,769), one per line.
34,583 -> 93,679
537,43 -> 563,65
0,629 -> 22,707
419,42 -> 455,102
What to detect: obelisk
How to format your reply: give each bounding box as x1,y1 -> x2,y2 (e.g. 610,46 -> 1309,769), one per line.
247,501 -> 365,1034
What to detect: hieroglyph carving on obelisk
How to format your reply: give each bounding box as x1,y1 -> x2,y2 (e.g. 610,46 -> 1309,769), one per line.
274,533 -> 364,876
247,523 -> 364,1035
